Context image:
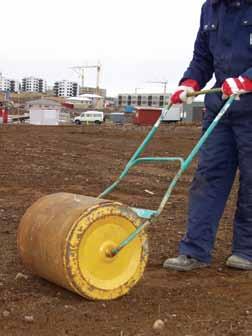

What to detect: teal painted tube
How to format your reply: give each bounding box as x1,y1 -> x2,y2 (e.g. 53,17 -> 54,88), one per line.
110,219 -> 151,256
111,95 -> 236,256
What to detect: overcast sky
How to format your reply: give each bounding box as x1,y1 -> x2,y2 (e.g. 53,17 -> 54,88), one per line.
1,0 -> 206,96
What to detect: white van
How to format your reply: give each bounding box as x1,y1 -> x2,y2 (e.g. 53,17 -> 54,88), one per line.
74,111 -> 104,125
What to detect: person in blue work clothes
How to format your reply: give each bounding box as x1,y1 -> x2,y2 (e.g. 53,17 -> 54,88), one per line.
164,0 -> 252,271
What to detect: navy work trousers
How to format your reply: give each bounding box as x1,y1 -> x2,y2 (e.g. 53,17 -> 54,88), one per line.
179,106 -> 252,263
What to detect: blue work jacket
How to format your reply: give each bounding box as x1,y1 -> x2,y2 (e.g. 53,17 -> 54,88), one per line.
181,0 -> 252,112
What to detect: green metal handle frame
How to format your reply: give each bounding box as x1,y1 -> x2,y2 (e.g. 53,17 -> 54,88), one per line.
107,94 -> 236,256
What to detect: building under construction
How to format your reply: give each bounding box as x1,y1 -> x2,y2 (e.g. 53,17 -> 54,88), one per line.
70,63 -> 105,97
80,86 -> 106,97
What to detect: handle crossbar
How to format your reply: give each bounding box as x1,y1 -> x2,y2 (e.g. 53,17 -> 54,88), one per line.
187,88 -> 221,97
129,157 -> 184,169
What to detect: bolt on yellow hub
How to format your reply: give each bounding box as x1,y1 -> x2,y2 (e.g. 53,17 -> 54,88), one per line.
17,193 -> 148,300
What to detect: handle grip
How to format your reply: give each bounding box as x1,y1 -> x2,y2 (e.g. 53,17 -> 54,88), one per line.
187,88 -> 222,97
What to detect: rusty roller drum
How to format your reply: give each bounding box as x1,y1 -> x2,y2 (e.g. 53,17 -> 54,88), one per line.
17,193 -> 148,300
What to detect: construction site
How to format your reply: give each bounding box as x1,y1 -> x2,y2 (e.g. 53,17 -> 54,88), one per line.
0,119 -> 251,336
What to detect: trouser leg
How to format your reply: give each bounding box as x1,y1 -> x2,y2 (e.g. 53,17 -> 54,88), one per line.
232,115 -> 252,260
179,111 -> 238,263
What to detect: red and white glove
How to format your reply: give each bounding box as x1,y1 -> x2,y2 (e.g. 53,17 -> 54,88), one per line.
170,79 -> 200,105
222,76 -> 252,99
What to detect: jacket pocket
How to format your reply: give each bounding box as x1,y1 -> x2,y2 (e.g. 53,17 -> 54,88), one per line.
241,17 -> 252,48
203,20 -> 218,51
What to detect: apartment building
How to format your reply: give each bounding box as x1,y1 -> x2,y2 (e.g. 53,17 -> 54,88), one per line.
0,73 -> 19,92
22,77 -> 47,93
0,76 -> 10,92
53,80 -> 79,97
10,80 -> 20,93
118,93 -> 171,108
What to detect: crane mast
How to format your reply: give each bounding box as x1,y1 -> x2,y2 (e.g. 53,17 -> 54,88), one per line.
70,62 -> 101,95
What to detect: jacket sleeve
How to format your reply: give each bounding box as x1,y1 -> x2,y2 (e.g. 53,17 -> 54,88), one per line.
242,68 -> 252,80
179,4 -> 214,89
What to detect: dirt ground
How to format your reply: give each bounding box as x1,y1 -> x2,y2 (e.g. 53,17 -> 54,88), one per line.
0,123 -> 252,336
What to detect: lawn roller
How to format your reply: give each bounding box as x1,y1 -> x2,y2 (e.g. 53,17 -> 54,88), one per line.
17,88 -> 235,300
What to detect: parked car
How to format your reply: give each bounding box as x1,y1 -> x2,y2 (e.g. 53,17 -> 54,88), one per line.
74,111 -> 104,125
110,112 -> 125,124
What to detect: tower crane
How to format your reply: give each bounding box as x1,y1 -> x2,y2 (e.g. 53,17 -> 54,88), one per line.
70,62 -> 101,95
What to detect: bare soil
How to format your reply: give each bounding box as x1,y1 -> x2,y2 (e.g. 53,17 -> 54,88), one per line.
0,123 -> 251,336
